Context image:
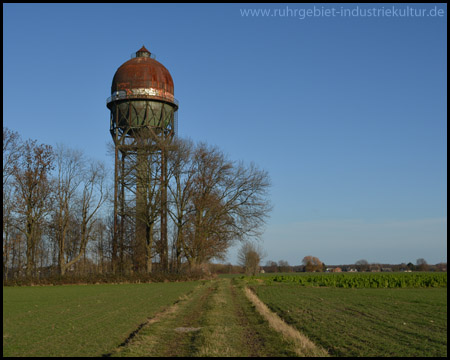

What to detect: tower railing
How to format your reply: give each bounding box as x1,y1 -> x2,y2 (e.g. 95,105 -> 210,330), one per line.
106,91 -> 179,107
130,52 -> 156,59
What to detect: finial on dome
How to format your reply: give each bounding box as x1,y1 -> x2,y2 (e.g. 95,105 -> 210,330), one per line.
136,45 -> 151,58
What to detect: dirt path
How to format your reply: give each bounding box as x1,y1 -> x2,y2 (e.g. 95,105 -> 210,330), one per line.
110,278 -> 320,357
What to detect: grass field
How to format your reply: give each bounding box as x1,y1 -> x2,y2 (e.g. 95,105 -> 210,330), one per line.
3,281 -> 200,356
3,273 -> 447,357
252,283 -> 447,357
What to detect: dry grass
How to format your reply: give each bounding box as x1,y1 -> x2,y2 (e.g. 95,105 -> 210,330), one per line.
244,287 -> 329,357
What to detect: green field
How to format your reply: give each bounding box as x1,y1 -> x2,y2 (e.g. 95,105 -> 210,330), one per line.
252,283 -> 447,357
3,281 -> 200,357
243,271 -> 447,288
2,279 -> 305,357
3,273 -> 447,357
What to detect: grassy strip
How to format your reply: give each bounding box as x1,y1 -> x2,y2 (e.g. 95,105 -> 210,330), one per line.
116,278 -> 300,357
193,279 -> 244,356
253,284 -> 447,357
3,281 -> 200,357
189,278 -> 301,356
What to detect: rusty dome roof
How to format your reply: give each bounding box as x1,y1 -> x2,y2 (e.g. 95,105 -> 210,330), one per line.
111,46 -> 174,96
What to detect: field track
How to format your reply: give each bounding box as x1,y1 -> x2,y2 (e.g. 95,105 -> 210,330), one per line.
110,278 -> 318,357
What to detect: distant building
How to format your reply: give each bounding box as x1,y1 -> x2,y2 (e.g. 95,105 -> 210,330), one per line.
348,268 -> 358,272
332,267 -> 342,273
370,264 -> 381,272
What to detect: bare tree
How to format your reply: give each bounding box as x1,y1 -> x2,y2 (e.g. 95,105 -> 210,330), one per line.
10,232 -> 26,278
174,141 -> 272,268
3,127 -> 23,280
355,259 -> 369,272
67,160 -> 108,274
265,260 -> 278,273
416,258 -> 429,272
167,137 -> 196,272
50,158 -> 108,276
216,160 -> 272,240
278,260 -> 292,273
237,241 -> 265,276
90,217 -> 108,274
13,139 -> 54,277
3,127 -> 23,187
50,144 -> 84,275
3,177 -> 17,280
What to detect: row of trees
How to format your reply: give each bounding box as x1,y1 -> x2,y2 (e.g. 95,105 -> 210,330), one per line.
265,260 -> 293,273
3,127 -> 272,280
238,251 -> 325,276
3,128 -> 109,279
264,257 -> 324,272
353,258 -> 443,272
259,257 -> 446,273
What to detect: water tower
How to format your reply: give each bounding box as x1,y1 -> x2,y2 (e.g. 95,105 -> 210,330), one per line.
107,46 -> 178,272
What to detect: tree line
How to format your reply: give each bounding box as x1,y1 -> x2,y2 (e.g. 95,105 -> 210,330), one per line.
3,127 -> 272,281
259,257 -> 446,273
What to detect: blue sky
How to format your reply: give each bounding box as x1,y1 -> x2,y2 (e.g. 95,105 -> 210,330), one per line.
3,3 -> 447,265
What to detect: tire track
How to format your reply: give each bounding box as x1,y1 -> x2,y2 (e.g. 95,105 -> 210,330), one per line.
229,281 -> 265,356
158,282 -> 217,357
108,281 -> 216,357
